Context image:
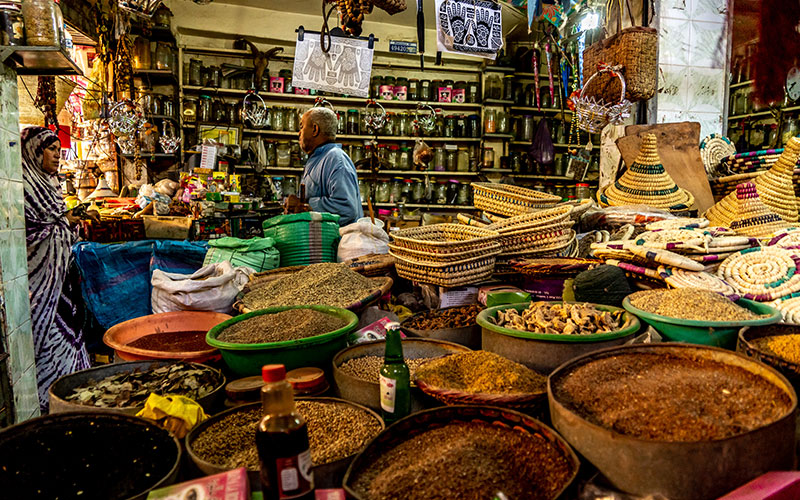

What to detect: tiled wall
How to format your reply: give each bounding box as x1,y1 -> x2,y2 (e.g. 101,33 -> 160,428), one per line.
0,63 -> 40,421
656,0 -> 729,137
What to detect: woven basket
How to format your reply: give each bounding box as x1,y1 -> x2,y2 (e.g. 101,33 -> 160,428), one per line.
390,223 -> 500,255
415,380 -> 546,410
390,252 -> 496,287
717,246 -> 800,301
500,230 -> 577,258
657,265 -> 739,299
472,182 -> 561,217
486,205 -> 573,233
497,224 -> 575,255
726,183 -> 789,238
388,240 -> 502,263
340,253 -> 396,277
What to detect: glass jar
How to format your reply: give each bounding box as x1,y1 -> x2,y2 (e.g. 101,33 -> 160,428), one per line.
400,179 -> 413,202
282,176 -> 298,198
347,109 -> 360,135
358,179 -> 368,202
420,80 -> 432,101
276,141 -> 291,167
351,144 -> 365,165
272,106 -> 286,131
434,147 -> 446,171
132,36 -> 151,69
555,121 -> 567,144
1,3 -> 24,46
457,147 -> 469,171
444,115 -> 455,137
767,123 -> 779,148
540,87 -> 552,109
485,74 -> 502,100
183,98 -> 197,123
502,75 -> 514,101
467,80 -> 480,103
155,42 -> 173,71
21,0 -> 58,46
408,79 -> 419,100
467,114 -> 480,138
400,147 -> 412,170
376,179 -> 391,203
395,77 -> 409,101
272,177 -> 284,201
554,183 -> 566,201
435,181 -> 448,204
497,109 -> 509,134
512,82 -> 524,105
280,69 -> 293,94
141,126 -> 157,153
198,95 -> 212,122
524,84 -> 536,107
389,177 -> 404,203
510,152 -> 522,173
454,115 -> 466,138
387,145 -> 400,169
384,113 -> 396,136
483,147 -> 495,169
457,182 -> 470,205
286,108 -> 298,132
446,148 -> 457,171
213,100 -> 227,123
447,180 -> 459,204
371,76 -> 383,98
782,117 -> 799,146
522,115 -> 535,141
484,109 -> 496,133
208,65 -> 222,87
554,154 -> 566,176
409,179 -> 423,202
266,141 -> 277,166
397,112 -> 410,137
452,81 -> 467,103
576,183 -> 590,200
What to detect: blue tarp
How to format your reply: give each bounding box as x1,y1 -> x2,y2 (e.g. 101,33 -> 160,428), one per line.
74,240 -> 209,329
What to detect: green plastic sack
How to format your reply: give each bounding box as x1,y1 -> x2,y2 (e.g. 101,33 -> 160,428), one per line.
203,236 -> 280,272
262,212 -> 341,267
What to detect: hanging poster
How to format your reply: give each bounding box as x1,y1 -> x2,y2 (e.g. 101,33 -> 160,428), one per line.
435,0 -> 503,60
292,32 -> 374,98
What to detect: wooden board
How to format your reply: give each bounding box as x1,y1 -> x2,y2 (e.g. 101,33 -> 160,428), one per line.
615,122 -> 715,213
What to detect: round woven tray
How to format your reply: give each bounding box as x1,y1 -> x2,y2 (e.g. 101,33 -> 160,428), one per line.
657,265 -> 739,299
645,217 -> 710,231
700,134 -> 736,175
717,247 -> 800,301
771,296 -> 800,324
390,223 -> 500,255
768,228 -> 800,250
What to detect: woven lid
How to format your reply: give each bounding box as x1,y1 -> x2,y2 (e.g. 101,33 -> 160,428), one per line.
727,182 -> 789,238
599,134 -> 695,211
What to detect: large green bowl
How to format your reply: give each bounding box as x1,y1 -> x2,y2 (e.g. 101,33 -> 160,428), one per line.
622,297 -> 781,349
206,305 -> 358,376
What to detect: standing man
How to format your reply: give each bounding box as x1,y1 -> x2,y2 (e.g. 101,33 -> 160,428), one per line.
294,107 -> 363,226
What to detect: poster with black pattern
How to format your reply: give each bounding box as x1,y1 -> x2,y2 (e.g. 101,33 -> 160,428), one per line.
435,0 -> 504,60
292,32 -> 374,98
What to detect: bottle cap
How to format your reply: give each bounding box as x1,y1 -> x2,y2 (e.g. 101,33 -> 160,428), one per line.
262,364 -> 286,383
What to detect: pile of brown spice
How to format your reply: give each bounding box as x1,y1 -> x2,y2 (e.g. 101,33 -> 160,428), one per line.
414,351 -> 546,395
242,263 -> 380,309
403,304 -> 483,331
350,421 -> 573,500
752,334 -> 800,364
338,356 -> 435,382
628,289 -> 763,322
553,352 -> 792,442
127,331 -> 209,352
217,309 -> 348,344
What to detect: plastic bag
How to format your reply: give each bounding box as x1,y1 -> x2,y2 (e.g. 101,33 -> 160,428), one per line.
413,138 -> 433,167
581,205 -> 675,231
530,119 -> 554,166
204,236 -> 280,272
337,217 -> 390,262
151,261 -> 252,314
136,394 -> 208,439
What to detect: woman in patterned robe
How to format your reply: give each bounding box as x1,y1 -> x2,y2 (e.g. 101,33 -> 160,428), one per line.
21,127 -> 89,412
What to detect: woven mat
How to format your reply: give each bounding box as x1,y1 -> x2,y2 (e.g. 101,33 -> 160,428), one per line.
717,247 -> 800,301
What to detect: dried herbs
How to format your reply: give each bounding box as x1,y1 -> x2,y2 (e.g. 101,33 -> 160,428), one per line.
628,289 -> 763,321
403,305 -> 483,330
414,351 -> 546,395
242,263 -> 379,309
350,421 -> 573,500
217,309 -> 348,344
494,302 -> 623,335
338,356 -> 435,382
752,334 -> 800,364
65,363 -> 221,408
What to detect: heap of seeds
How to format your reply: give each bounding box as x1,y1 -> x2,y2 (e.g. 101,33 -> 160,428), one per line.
415,351 -> 546,395
350,421 -> 573,500
403,305 -> 483,330
338,356 -> 435,382
628,289 -> 763,322
190,400 -> 381,469
217,309 -> 348,344
752,334 -> 800,364
242,263 -> 380,309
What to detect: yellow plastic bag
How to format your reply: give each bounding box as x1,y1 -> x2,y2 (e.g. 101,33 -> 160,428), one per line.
136,393 -> 208,439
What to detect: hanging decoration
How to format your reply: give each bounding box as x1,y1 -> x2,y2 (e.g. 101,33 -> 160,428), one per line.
571,64 -> 631,133
117,0 -> 162,18
234,38 -> 284,92
435,0 -> 503,60
159,121 -> 181,154
242,92 -> 269,129
363,99 -> 388,134
34,76 -> 58,128
292,28 -> 375,98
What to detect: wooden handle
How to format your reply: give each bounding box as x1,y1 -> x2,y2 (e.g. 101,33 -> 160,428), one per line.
367,197 -> 375,225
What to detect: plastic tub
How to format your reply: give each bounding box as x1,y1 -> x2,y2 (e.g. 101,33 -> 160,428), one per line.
207,305 -> 358,376
623,297 -> 781,349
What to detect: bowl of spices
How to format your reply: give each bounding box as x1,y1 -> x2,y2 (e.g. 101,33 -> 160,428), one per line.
478,301 -> 640,373
186,397 -> 383,489
623,288 -> 781,349
206,305 -> 358,376
738,324 -> 800,391
549,343 -> 797,500
343,405 -> 579,500
103,311 -> 232,363
401,304 -> 483,349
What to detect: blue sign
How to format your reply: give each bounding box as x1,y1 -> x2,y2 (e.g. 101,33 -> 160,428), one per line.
389,40 -> 417,54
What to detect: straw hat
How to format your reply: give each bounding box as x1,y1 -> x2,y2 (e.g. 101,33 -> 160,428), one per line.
598,133 -> 695,212
727,182 -> 789,238
706,137 -> 800,226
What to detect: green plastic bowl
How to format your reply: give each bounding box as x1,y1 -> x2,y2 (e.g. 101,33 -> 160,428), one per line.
622,297 -> 781,349
206,305 -> 358,376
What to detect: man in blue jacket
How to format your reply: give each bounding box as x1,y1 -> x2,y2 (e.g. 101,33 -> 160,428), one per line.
294,107 -> 363,226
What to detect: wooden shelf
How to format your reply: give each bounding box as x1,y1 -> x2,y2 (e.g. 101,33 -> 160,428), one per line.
481,168 -> 513,173
145,114 -> 178,121
730,79 -> 754,89
0,46 -> 83,76
510,106 -> 572,114
728,110 -> 775,120
511,141 -> 598,149
121,153 -> 178,160
513,72 -> 576,81
483,133 -> 515,140
483,99 -> 516,106
134,69 -> 179,85
512,174 -> 579,180
482,66 -> 516,73
357,170 -> 479,177
364,202 -> 476,210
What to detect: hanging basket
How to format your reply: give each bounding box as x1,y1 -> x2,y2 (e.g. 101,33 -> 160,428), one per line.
572,66 -> 632,134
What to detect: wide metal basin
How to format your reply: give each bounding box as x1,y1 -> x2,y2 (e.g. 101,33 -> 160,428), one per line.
548,343 -> 798,500
401,306 -> 481,349
332,338 -> 472,413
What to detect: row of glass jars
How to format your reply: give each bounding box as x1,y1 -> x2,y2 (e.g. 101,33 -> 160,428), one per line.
338,109 -> 481,138
485,74 -> 564,108
363,178 -> 473,206
185,98 -> 301,131
528,182 -> 595,202
370,76 -> 481,104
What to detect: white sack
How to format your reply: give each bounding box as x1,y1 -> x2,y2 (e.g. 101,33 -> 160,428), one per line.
151,261 -> 253,314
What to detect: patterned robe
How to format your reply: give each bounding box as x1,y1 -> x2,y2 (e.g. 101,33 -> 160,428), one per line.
21,127 -> 89,411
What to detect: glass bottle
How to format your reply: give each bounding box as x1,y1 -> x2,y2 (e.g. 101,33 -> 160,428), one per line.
435,181 -> 448,204
483,147 -> 495,169
497,109 -> 509,134
484,109 -> 496,133
155,42 -> 173,71
457,147 -> 469,171
376,179 -> 391,203
411,179 -> 425,202
276,141 -> 291,167
389,177 -> 404,203
132,36 -> 151,70
767,123 -> 779,148
257,364 -> 314,500
782,117 -> 799,146
266,141 -> 277,166
434,147 -> 446,171
21,0 -> 58,46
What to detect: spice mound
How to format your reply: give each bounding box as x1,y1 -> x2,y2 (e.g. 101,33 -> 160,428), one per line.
127,331 -> 209,352
415,351 -> 546,395
350,421 -> 573,500
403,304 -> 483,330
191,400 -> 382,470
242,263 -> 380,309
494,302 -> 623,335
65,363 -> 221,408
628,288 -> 763,322
553,352 -> 793,441
752,334 -> 800,364
217,309 -> 348,344
339,356 -> 435,382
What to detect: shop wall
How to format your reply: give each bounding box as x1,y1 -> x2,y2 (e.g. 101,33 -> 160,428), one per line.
655,0 -> 729,137
0,64 -> 40,422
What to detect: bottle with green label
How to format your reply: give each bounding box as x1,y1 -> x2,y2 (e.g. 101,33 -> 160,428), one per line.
379,323 -> 411,425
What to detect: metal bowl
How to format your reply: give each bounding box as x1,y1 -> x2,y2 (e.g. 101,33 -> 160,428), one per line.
738,323 -> 800,392
401,306 -> 481,349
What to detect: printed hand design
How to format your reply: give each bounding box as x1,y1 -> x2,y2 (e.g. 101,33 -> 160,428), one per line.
475,7 -> 493,48
447,1 -> 468,45
334,46 -> 360,88
303,45 -> 328,82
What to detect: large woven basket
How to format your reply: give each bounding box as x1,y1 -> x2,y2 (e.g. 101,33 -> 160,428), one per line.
486,205 -> 573,233
388,241 -> 502,263
390,224 -> 500,255
496,223 -> 575,255
390,252 -> 496,287
472,182 -> 561,217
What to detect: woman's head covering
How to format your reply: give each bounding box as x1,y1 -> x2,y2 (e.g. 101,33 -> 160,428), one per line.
21,126 -> 67,226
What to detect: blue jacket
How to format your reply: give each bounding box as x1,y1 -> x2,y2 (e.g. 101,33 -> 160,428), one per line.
301,143 -> 363,226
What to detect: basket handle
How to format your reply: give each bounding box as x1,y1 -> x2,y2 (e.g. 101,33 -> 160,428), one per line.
579,64 -> 627,104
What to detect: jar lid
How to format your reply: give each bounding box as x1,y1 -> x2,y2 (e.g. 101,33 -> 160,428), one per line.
200,94 -> 212,100
449,179 -> 459,183
348,109 -> 359,113
389,145 -> 399,150
393,176 -> 405,180
576,183 -> 590,187
404,179 -> 413,183
287,367 -> 327,394
273,176 -> 284,180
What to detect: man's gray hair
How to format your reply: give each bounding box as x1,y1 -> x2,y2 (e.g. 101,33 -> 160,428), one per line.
305,107 -> 338,139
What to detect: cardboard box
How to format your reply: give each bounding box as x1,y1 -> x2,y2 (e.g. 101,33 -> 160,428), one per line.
146,468 -> 250,499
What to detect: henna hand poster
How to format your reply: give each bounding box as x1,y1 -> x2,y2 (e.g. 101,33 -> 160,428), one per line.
292,32 -> 374,98
435,0 -> 503,60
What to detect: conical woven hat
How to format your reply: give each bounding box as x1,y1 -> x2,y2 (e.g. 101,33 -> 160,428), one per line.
599,133 -> 695,211
728,182 -> 789,237
706,137 -> 800,226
